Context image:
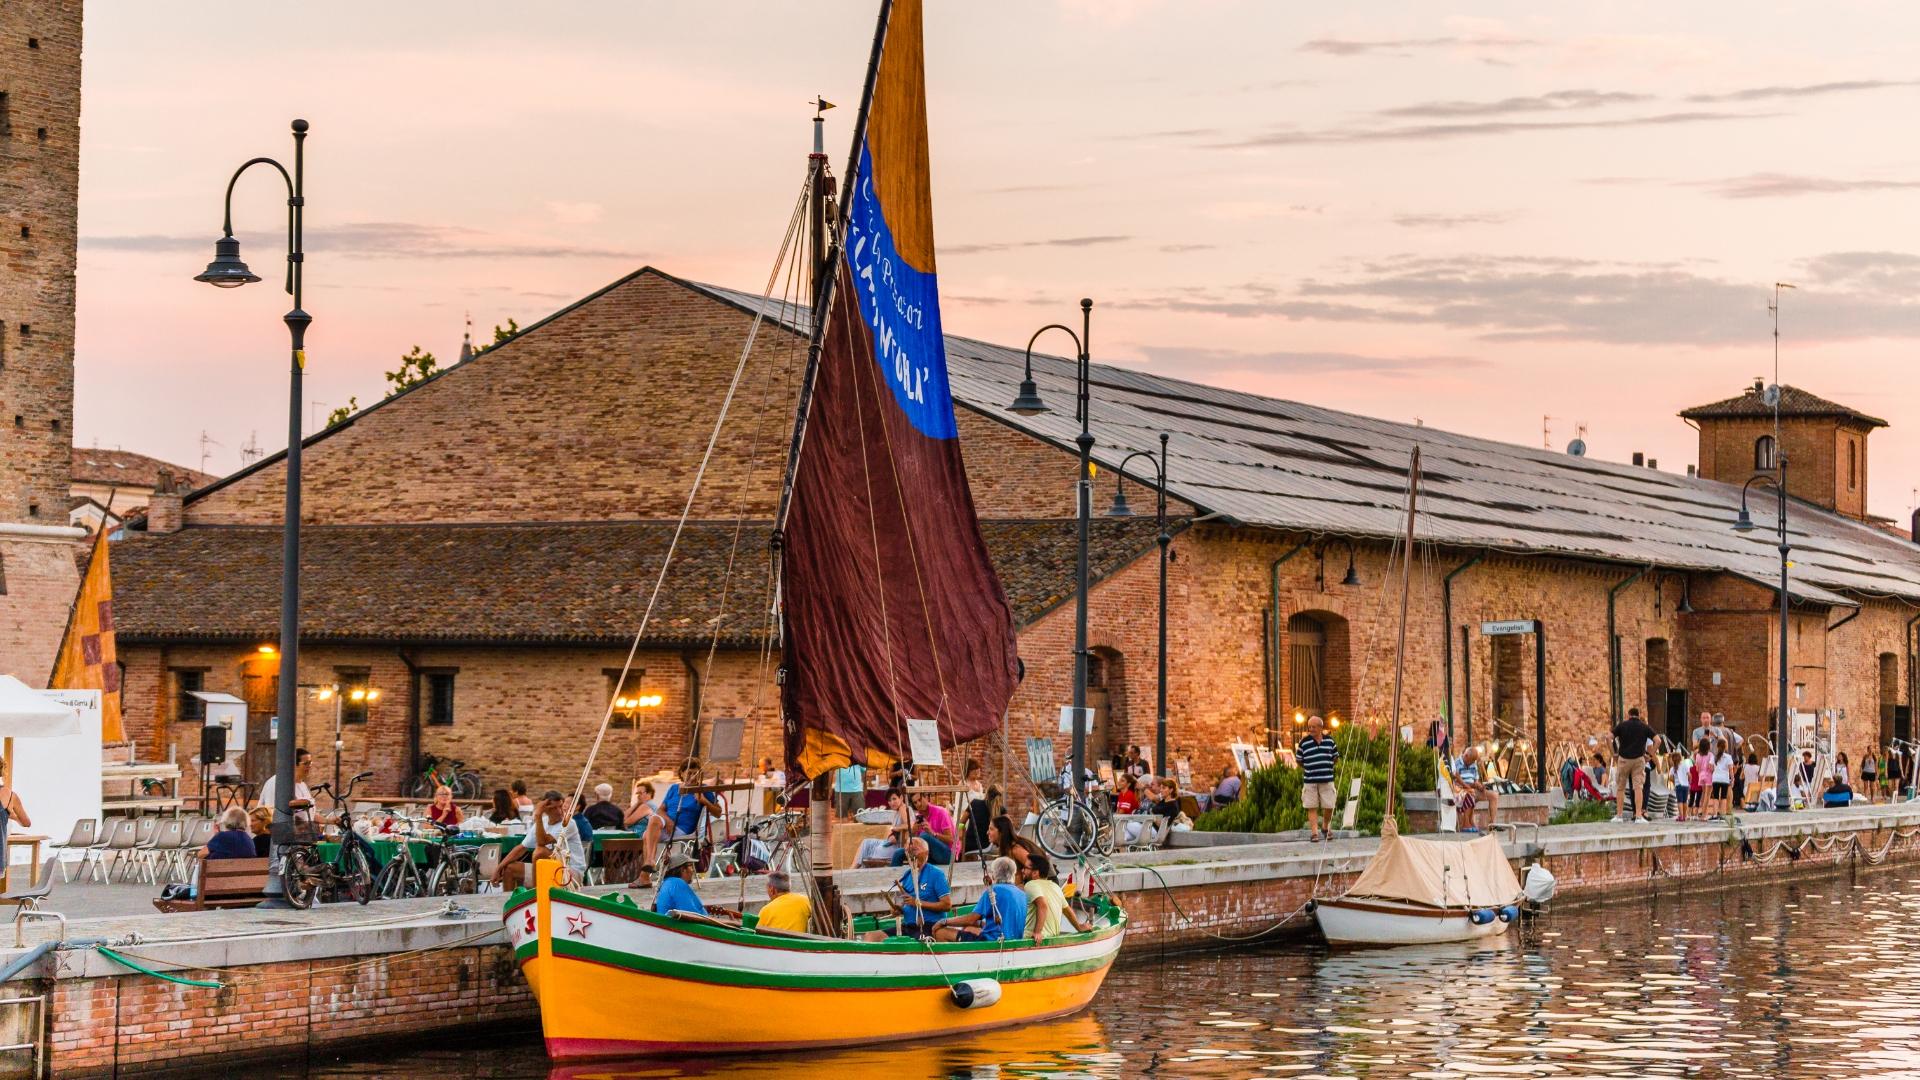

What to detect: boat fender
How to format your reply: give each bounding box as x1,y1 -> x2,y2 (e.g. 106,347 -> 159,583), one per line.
1469,908 -> 1496,925
950,979 -> 1002,1010
1304,899 -> 1317,913
1497,905 -> 1519,923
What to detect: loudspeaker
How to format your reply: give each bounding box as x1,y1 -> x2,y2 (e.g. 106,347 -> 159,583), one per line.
200,724 -> 227,764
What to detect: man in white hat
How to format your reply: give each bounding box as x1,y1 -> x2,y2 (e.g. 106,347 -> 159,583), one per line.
652,849 -> 707,917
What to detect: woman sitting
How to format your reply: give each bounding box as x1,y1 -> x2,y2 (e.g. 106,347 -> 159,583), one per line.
426,784 -> 464,829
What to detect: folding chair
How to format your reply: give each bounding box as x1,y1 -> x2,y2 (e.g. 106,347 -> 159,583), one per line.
474,844 -> 504,892
98,819 -> 142,882
0,859 -> 58,920
50,818 -> 97,883
136,819 -> 190,884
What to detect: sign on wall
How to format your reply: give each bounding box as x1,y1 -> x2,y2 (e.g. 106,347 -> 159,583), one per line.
1481,619 -> 1540,636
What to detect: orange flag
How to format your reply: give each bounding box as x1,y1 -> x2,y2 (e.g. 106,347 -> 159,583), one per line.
50,529 -> 123,741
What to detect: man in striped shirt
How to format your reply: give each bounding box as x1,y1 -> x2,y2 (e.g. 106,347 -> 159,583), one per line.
1297,714 -> 1339,842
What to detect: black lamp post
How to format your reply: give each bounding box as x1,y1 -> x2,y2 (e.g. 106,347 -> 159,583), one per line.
1009,300 -> 1094,798
1734,455 -> 1791,810
1106,434 -> 1172,777
195,119 -> 309,898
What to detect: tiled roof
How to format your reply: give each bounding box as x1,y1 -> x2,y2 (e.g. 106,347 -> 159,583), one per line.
111,519 -> 1170,645
1679,383 -> 1887,427
72,448 -> 217,490
684,276 -> 1920,608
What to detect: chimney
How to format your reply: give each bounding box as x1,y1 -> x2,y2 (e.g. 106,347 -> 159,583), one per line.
1648,458 -> 1658,470
1753,377 -> 1766,394
147,469 -> 184,534
1631,451 -> 1645,467
1687,465 -> 1697,477
1911,507 -> 1919,545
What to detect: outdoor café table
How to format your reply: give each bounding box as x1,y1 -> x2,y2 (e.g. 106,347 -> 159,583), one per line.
314,836 -> 429,866
445,830 -> 639,855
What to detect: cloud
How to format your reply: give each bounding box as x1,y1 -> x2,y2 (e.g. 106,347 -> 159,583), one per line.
1215,110 -> 1770,149
1158,243 -> 1217,253
1119,252 -> 1920,346
1687,79 -> 1920,103
1391,212 -> 1513,229
1378,88 -> 1652,119
943,234 -> 1131,255
1693,173 -> 1920,199
83,221 -> 643,261
1138,344 -> 1482,377
1299,35 -> 1543,57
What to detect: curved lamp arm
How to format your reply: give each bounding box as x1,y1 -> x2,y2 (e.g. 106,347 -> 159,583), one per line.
1021,323 -> 1081,383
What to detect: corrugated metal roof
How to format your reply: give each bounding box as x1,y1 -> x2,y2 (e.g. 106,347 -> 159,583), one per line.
687,278 -> 1920,608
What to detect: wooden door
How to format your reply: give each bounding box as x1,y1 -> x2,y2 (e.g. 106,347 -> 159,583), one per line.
239,656 -> 279,783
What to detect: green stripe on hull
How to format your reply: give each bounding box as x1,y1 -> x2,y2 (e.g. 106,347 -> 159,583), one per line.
514,936 -> 1115,990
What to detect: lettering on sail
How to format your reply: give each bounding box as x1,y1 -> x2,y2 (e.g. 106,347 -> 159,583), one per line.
849,175 -> 930,410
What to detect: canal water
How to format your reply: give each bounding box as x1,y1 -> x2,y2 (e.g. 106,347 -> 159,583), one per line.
268,862 -> 1920,1079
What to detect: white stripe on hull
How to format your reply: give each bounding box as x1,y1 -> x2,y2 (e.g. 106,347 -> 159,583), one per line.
1313,898 -> 1510,947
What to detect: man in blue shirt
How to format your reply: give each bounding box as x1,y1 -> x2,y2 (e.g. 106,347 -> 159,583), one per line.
863,838 -> 950,939
660,770 -> 724,841
1451,746 -> 1497,833
935,857 -> 1029,943
652,851 -> 707,917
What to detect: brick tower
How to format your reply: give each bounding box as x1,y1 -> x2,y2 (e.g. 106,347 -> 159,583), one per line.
0,0 -> 84,683
1681,379 -> 1887,520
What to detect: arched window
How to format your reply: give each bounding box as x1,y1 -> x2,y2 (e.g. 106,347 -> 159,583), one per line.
1754,434 -> 1776,471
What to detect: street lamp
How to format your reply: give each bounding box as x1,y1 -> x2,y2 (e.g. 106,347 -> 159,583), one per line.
1008,300 -> 1095,797
1106,433 -> 1172,777
1734,455 -> 1792,811
195,119 -> 310,901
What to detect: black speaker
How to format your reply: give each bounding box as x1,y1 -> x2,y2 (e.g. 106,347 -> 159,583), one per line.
200,725 -> 227,764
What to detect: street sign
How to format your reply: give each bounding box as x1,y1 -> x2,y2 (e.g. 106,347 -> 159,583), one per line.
1481,619 -> 1539,636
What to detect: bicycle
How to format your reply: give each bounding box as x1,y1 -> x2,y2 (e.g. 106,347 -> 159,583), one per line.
1035,773 -> 1116,861
373,817 -> 481,899
280,771 -> 377,909
404,753 -> 484,800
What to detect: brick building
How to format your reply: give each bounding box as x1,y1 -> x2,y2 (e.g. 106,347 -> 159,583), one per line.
0,1 -> 84,684
110,267 -> 1920,800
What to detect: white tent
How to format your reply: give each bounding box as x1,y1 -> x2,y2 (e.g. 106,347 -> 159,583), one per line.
0,676 -> 81,739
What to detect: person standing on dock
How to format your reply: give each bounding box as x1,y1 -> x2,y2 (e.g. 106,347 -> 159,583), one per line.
1611,707 -> 1656,823
1297,715 -> 1339,842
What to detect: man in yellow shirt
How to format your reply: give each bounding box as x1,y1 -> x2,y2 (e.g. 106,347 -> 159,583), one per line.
1019,852 -> 1087,944
753,871 -> 812,933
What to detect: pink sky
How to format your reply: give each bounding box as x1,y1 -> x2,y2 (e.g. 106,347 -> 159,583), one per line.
74,2 -> 1920,519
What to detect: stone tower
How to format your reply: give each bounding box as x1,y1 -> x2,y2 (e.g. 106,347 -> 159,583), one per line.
1680,379 -> 1886,521
0,0 -> 84,683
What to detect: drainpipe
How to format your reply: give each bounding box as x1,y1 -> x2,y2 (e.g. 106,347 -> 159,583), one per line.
397,649 -> 423,783
1266,542 -> 1310,745
1607,566 -> 1651,722
1907,611 -> 1920,730
1825,607 -> 1860,634
681,651 -> 704,768
1441,551 -> 1487,749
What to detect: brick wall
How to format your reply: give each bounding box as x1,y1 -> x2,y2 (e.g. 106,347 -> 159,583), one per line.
0,0 -> 81,527
1694,414 -> 1877,519
0,531 -> 77,685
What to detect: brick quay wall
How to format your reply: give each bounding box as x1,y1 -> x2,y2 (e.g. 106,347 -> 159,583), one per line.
17,803 -> 1920,1078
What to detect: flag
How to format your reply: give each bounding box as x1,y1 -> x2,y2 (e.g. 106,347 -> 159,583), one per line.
51,529 -> 122,741
781,0 -> 1019,777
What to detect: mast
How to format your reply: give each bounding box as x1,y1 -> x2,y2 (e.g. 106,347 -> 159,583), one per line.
1381,445 -> 1423,838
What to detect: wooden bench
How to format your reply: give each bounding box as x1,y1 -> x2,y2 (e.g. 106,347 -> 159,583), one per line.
152,856 -> 271,913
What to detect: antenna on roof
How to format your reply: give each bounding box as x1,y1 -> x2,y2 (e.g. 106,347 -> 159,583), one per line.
1769,282 -> 1795,449
1542,415 -> 1552,450
1566,421 -> 1588,457
239,430 -> 263,466
198,430 -> 222,475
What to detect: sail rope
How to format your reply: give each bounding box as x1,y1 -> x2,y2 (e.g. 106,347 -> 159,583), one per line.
564,180 -> 814,830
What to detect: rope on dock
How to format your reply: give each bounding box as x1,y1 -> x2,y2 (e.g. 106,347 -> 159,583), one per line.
1738,826 -> 1920,866
79,924 -> 505,989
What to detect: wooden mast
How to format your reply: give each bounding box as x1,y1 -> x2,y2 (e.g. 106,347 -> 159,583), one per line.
1381,445 -> 1423,839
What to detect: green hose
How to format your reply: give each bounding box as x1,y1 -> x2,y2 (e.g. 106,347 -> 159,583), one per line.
97,947 -> 224,989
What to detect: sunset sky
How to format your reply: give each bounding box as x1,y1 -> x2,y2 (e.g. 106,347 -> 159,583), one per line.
75,2 -> 1920,519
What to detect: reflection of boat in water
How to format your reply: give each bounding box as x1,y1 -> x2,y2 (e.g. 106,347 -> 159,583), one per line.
511,864 -> 1126,1059
1312,833 -> 1527,946
1304,446 -> 1539,947
542,1011 -> 1115,1080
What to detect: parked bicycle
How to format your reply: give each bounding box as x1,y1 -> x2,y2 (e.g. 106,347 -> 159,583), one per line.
1035,771 -> 1116,861
280,771 -> 377,909
404,753 -> 484,800
372,816 -> 482,899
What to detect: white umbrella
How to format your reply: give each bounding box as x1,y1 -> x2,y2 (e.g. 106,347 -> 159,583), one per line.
0,676 -> 82,740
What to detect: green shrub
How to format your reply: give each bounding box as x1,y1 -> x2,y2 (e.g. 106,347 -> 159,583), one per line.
1195,726 -> 1438,837
1547,797 -> 1616,826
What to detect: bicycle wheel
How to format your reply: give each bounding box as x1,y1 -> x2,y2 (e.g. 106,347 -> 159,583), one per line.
1035,798 -> 1099,860
403,773 -> 434,800
343,842 -> 376,905
455,771 -> 485,800
281,847 -> 321,910
427,851 -> 479,896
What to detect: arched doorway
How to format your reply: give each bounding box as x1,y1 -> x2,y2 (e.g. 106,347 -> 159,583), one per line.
1880,652 -> 1905,747
1287,611 -> 1351,732
1087,647 -> 1125,772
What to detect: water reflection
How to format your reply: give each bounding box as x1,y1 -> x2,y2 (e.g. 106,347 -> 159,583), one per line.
276,863 -> 1920,1079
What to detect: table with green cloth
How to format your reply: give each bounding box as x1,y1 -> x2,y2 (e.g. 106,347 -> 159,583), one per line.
317,830 -> 640,865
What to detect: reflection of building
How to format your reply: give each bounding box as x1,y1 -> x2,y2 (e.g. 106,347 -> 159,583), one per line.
0,2 -> 85,684
107,267 -> 1920,799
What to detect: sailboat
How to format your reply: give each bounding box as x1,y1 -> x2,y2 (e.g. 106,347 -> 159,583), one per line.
506,0 -> 1125,1059
1311,447 -> 1529,947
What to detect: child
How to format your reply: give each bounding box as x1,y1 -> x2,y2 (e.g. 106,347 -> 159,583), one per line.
1673,751 -> 1693,821
1648,751 -> 1675,818
1710,739 -> 1735,819
1690,738 -> 1713,820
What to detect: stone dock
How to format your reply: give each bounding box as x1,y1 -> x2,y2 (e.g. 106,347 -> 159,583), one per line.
12,801 -> 1920,1077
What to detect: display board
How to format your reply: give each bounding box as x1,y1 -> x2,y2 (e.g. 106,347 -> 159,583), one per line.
19,690 -> 103,868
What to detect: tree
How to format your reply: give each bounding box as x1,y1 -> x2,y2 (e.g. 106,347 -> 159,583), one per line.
384,345 -> 439,395
326,396 -> 358,427
470,318 -> 519,357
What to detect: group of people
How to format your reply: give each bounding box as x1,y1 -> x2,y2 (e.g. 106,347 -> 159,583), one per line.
854,837 -> 1088,944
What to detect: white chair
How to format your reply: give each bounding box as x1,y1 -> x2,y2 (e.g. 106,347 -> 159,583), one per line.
136,819 -> 190,883
474,844 -> 503,892
98,819 -> 143,882
49,818 -> 97,883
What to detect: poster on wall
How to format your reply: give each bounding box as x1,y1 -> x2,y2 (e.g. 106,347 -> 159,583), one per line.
22,690 -> 104,869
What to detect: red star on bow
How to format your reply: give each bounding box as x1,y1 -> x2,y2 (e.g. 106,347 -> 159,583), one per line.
566,912 -> 592,937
